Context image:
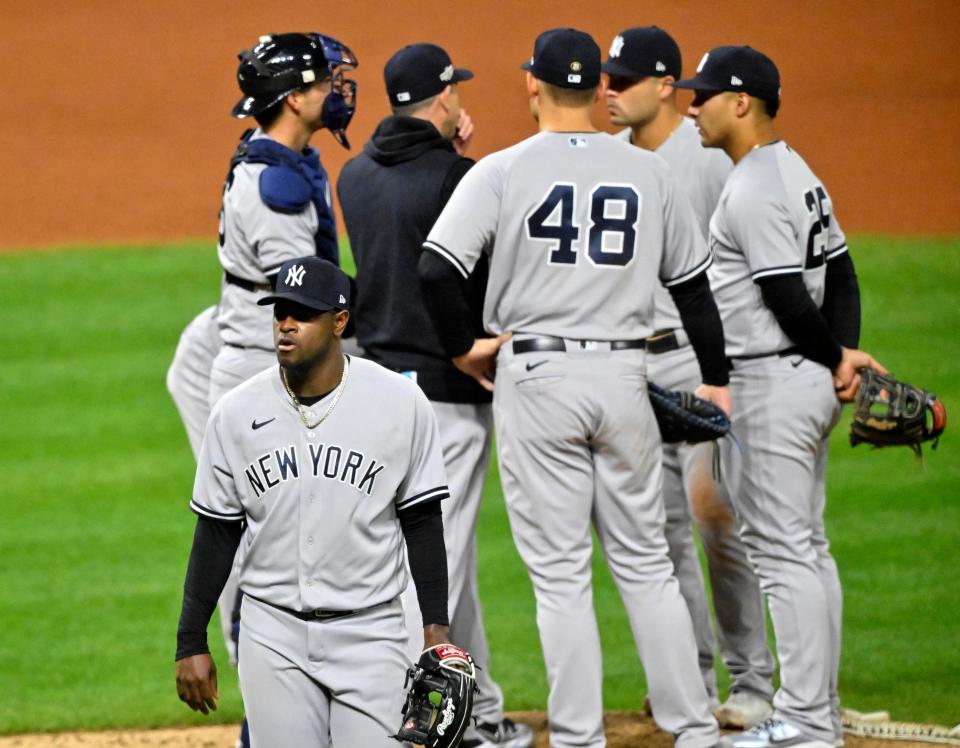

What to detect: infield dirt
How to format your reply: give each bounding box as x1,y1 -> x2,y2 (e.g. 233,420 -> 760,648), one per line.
0,713 -> 948,748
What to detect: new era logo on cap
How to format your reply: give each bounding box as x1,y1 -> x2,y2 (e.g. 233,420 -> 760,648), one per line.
439,64 -> 454,82
655,61 -> 666,72
339,293 -> 346,304
731,75 -> 743,86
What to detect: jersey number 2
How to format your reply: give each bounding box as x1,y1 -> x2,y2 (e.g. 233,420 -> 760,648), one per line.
526,183 -> 640,267
804,186 -> 830,269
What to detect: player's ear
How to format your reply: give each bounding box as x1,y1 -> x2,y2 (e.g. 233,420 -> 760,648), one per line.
659,76 -> 676,100
735,92 -> 752,118
525,71 -> 539,97
333,309 -> 350,336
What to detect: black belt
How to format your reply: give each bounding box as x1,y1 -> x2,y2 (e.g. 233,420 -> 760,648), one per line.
225,271 -> 273,293
727,346 -> 802,368
513,336 -> 646,354
247,594 -> 386,622
645,329 -> 686,355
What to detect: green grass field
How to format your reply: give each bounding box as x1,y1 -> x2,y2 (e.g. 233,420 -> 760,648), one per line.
0,237 -> 957,734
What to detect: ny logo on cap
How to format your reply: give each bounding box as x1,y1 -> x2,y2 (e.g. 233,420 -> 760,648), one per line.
696,52 -> 709,73
286,265 -> 306,287
609,35 -> 624,58
439,64 -> 454,82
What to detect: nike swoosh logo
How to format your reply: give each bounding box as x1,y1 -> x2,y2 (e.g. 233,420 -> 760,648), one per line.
790,358 -> 803,368
251,417 -> 276,430
525,360 -> 549,372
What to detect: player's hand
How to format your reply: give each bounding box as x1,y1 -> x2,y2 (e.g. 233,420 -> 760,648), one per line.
422,623 -> 451,651
694,383 -> 731,417
452,109 -> 474,155
175,653 -> 219,715
833,348 -> 887,403
453,333 -> 512,392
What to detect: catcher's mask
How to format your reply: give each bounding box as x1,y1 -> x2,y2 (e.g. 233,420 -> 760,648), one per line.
394,644 -> 477,748
232,32 -> 358,149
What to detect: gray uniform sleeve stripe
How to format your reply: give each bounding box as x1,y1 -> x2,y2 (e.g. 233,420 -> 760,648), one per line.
397,486 -> 450,511
752,264 -> 803,280
662,254 -> 713,288
422,241 -> 470,279
190,499 -> 245,521
825,243 -> 849,260
213,464 -> 234,479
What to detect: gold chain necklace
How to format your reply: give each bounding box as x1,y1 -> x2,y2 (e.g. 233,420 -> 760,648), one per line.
280,355 -> 350,430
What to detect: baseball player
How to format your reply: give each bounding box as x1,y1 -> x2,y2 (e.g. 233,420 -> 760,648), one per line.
209,31 -> 357,407
675,46 -> 885,748
169,33 -> 358,746
419,28 -> 728,748
337,43 -> 532,748
603,26 -> 775,727
175,256 -> 456,746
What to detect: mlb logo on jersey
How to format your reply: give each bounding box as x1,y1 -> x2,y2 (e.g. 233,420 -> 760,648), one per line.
568,136 -> 588,148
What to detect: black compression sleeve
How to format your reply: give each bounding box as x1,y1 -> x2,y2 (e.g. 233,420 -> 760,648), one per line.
757,274 -> 843,370
668,271 -> 730,386
417,250 -> 476,358
821,252 -> 861,349
399,500 -> 449,627
176,516 -> 244,661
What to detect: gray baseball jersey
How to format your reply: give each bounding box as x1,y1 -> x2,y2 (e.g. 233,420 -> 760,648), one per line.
191,357 -> 449,611
709,140 -> 847,357
620,118 -> 732,332
425,131 -> 711,339
217,129 -> 324,351
426,130 -> 719,748
713,140 -> 848,743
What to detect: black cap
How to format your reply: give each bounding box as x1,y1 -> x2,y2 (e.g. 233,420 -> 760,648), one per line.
674,45 -> 780,101
602,27 -> 681,79
258,257 -> 351,312
384,43 -> 473,106
521,28 -> 601,90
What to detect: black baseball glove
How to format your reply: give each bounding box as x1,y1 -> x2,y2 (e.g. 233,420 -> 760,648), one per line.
850,369 -> 946,455
393,644 -> 477,748
648,382 -> 730,443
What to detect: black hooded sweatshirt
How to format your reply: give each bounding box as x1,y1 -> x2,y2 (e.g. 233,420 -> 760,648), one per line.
338,115 -> 490,403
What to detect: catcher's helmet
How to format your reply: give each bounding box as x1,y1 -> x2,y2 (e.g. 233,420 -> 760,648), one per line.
231,32 -> 357,119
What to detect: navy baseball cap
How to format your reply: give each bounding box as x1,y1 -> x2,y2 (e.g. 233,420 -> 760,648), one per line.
258,257 -> 351,312
602,26 -> 681,79
521,28 -> 601,90
385,43 -> 473,106
674,45 -> 780,101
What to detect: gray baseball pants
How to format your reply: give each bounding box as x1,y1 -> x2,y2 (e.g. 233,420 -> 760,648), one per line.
494,340 -> 718,748
648,343 -> 774,703
721,354 -> 843,743
166,305 -> 221,459
238,595 -> 408,747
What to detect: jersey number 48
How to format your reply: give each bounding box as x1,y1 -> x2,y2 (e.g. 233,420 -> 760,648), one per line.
526,183 -> 640,267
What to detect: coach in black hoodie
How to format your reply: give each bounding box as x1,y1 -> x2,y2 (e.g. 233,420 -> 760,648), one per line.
337,44 -> 534,748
